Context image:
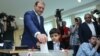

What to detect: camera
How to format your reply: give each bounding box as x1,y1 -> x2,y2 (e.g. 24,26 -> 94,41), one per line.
55,9 -> 64,21
7,15 -> 15,22
0,12 -> 7,19
91,9 -> 100,14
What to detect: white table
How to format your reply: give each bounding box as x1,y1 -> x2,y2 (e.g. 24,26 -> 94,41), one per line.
19,50 -> 73,56
0,49 -> 73,56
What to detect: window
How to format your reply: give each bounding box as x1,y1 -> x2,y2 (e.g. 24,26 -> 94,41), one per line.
44,21 -> 53,41
75,6 -> 96,22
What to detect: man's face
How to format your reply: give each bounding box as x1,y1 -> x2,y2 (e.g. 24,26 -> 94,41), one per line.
50,33 -> 60,42
89,37 -> 97,45
35,2 -> 45,15
85,14 -> 92,23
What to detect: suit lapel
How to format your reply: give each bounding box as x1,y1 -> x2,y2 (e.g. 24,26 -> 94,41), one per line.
48,41 -> 54,50
32,10 -> 40,27
93,22 -> 97,34
84,23 -> 92,33
39,16 -> 44,31
51,41 -> 54,50
40,16 -> 43,26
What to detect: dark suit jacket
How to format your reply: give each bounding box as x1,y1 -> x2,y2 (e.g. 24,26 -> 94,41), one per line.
21,10 -> 46,48
47,41 -> 67,50
98,25 -> 100,35
0,23 -> 3,43
78,22 -> 98,43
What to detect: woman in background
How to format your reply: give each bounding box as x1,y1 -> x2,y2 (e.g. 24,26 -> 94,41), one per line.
70,17 -> 82,56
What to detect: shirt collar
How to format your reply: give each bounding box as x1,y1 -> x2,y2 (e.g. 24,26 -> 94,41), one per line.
33,9 -> 41,17
86,21 -> 93,24
53,41 -> 60,44
88,43 -> 93,48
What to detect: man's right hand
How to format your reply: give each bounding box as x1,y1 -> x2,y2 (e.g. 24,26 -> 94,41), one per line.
37,34 -> 47,44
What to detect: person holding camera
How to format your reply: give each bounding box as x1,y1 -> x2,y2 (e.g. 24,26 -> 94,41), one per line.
76,36 -> 100,56
3,15 -> 17,46
0,12 -> 7,43
0,12 -> 8,56
91,9 -> 100,35
1,15 -> 18,56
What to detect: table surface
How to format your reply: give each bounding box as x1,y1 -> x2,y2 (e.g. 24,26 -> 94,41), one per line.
0,49 -> 73,56
0,49 -> 36,53
19,50 -> 73,56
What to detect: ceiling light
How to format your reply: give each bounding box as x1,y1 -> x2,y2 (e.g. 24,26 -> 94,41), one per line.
19,17 -> 23,20
78,0 -> 82,3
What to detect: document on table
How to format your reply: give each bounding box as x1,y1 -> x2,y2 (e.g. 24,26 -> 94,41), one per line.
40,43 -> 49,53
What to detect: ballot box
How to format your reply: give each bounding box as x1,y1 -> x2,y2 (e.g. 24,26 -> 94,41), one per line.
19,50 -> 73,56
0,49 -> 73,56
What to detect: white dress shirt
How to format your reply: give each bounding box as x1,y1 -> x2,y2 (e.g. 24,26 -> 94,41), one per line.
34,10 -> 41,24
53,42 -> 60,51
87,22 -> 96,36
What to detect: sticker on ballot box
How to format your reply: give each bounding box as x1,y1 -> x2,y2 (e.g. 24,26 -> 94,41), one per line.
27,52 -> 33,56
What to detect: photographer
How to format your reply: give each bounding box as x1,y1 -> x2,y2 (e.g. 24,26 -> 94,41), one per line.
91,9 -> 100,35
3,15 -> 17,45
91,9 -> 100,24
0,12 -> 7,43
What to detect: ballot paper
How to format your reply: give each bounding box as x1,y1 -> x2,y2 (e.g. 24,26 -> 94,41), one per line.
40,43 -> 49,53
0,43 -> 4,47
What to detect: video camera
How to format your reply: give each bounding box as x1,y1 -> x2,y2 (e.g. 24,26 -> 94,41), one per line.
55,9 -> 64,21
7,15 -> 15,22
0,12 -> 7,19
91,9 -> 100,14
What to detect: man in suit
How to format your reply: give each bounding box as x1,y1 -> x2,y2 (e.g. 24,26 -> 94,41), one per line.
21,1 -> 47,49
78,13 -> 99,43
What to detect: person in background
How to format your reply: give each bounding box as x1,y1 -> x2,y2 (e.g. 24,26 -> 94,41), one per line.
60,21 -> 70,49
0,12 -> 7,43
76,36 -> 100,56
70,17 -> 82,56
21,0 -> 47,49
47,28 -> 67,50
3,15 -> 17,45
0,12 -> 17,56
0,12 -> 8,56
78,13 -> 98,43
